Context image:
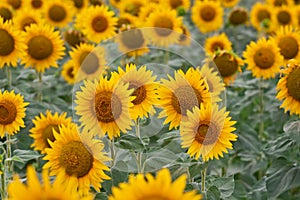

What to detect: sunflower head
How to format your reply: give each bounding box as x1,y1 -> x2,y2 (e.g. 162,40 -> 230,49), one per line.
63,28 -> 86,48
204,33 -> 232,56
0,3 -> 13,22
61,60 -> 77,84
221,0 -> 240,8
267,0 -> 294,7
250,3 -> 275,32
228,7 -> 248,26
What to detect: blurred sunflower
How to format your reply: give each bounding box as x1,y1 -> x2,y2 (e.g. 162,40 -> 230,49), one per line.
295,5 -> 300,26
273,26 -> 300,62
61,60 -> 77,84
199,64 -> 225,96
22,24 -> 65,72
191,0 -> 223,33
137,3 -> 159,23
266,0 -> 294,6
276,59 -> 300,116
109,168 -> 202,200
29,110 -> 72,154
273,6 -> 298,28
62,28 -> 86,48
161,0 -> 191,11
43,0 -> 75,28
180,104 -> 237,161
115,27 -> 149,57
221,0 -> 239,8
43,124 -> 111,197
69,43 -> 107,82
5,0 -> 23,11
228,7 -> 248,26
0,18 -> 25,68
250,3 -> 275,32
0,2 -> 14,22
119,0 -> 145,17
113,64 -> 158,120
157,68 -> 217,130
178,25 -> 191,46
0,90 -> 29,137
7,166 -> 93,200
78,5 -> 117,43
115,13 -> 136,31
243,37 -> 284,79
70,0 -> 88,12
145,7 -> 183,47
89,0 -> 105,6
13,8 -> 43,31
204,33 -> 232,56
24,0 -> 44,11
75,75 -> 134,139
207,50 -> 243,85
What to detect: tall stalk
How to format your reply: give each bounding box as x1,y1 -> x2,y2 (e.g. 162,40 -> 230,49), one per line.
37,72 -> 43,102
258,78 -> 265,140
6,66 -> 12,89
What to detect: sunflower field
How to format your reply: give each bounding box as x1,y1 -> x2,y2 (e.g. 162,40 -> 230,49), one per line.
0,0 -> 300,199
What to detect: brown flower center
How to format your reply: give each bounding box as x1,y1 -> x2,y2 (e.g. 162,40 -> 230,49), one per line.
229,9 -> 248,26
195,121 -> 220,145
79,51 -> 99,74
121,29 -> 145,49
200,6 -> 216,22
7,0 -> 21,9
154,18 -> 173,37
42,124 -> 59,148
129,82 -> 146,105
73,0 -> 84,9
211,41 -> 225,52
67,66 -> 74,78
64,31 -> 84,48
274,0 -> 288,6
31,0 -> 43,9
213,52 -> 238,77
124,2 -> 143,16
116,17 -> 131,29
49,5 -> 66,22
28,35 -> 53,60
170,0 -> 183,9
0,101 -> 17,125
277,11 -> 291,25
21,17 -> 37,31
171,85 -> 202,116
94,91 -> 122,123
59,141 -> 93,178
92,16 -> 108,33
278,36 -> 299,60
253,48 -> 275,69
0,7 -> 13,22
89,0 -> 103,6
257,9 -> 270,22
0,29 -> 14,56
287,67 -> 300,101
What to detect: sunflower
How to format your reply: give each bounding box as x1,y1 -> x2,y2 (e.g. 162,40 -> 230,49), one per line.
276,59 -> 300,116
112,64 -> 158,120
250,3 -> 275,32
199,64 -> 225,96
204,33 -> 232,56
273,26 -> 300,62
78,5 -> 117,43
0,2 -> 14,22
228,7 -> 248,26
70,0 -> 88,12
43,124 -> 111,197
221,0 -> 240,8
13,8 -> 43,31
0,90 -> 29,137
0,18 -> 25,68
191,0 -> 223,33
43,0 -> 75,28
89,0 -> 105,6
273,5 -> 298,29
207,50 -> 243,85
266,0 -> 294,7
115,27 -> 149,57
62,28 -> 87,48
21,24 -> 65,72
69,43 -> 107,82
178,25 -> 191,46
144,7 -> 183,47
243,37 -> 284,79
295,5 -> 300,26
29,110 -> 72,154
75,75 -> 134,139
137,3 -> 159,23
180,104 -> 237,161
157,68 -> 218,130
61,60 -> 77,84
5,0 -> 23,10
7,166 -> 93,200
115,13 -> 136,31
109,168 -> 202,200
119,0 -> 145,17
161,0 -> 191,11
23,0 -> 45,11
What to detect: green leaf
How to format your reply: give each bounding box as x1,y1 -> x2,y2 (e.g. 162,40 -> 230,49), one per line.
115,134 -> 145,152
206,186 -> 221,200
212,176 -> 235,199
13,149 -> 42,169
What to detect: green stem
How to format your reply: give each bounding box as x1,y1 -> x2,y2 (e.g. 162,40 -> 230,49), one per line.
259,78 -> 265,140
6,66 -> 11,89
37,72 -> 43,102
135,118 -> 140,138
186,167 -> 192,183
110,138 -> 116,167
0,172 -> 5,199
135,119 -> 143,173
201,166 -> 207,192
6,134 -> 13,180
164,49 -> 170,64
